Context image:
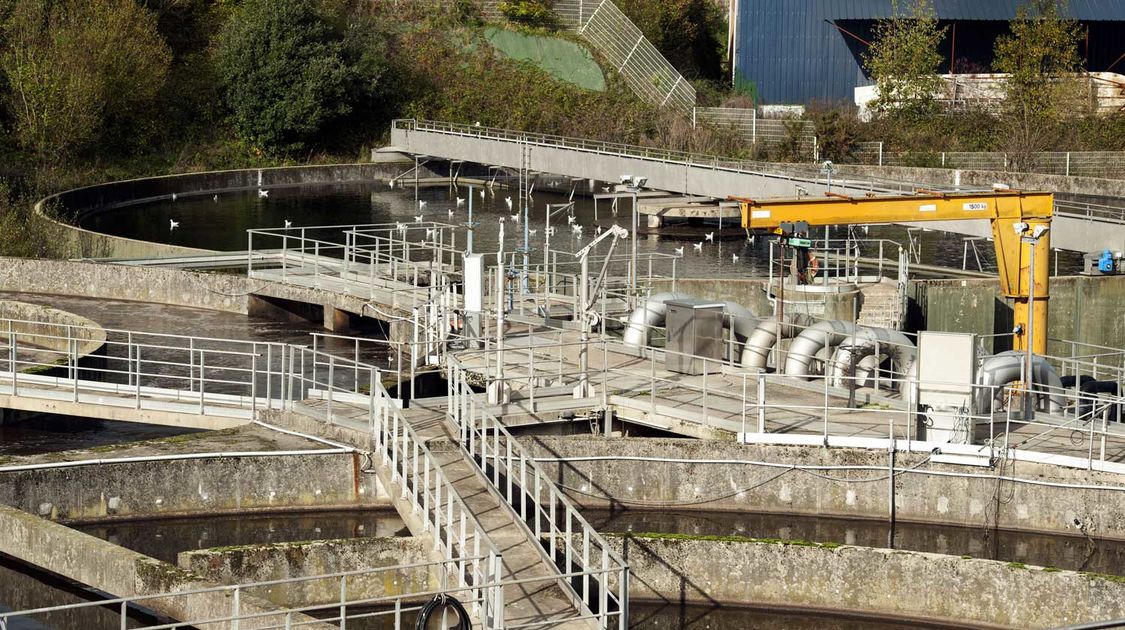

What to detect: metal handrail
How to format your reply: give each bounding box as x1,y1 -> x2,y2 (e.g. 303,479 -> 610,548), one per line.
447,356 -> 628,630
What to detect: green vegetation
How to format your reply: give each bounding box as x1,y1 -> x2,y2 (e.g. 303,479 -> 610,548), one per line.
608,531 -> 842,549
863,0 -> 946,120
992,0 -> 1084,170
615,0 -> 727,84
215,0 -> 389,155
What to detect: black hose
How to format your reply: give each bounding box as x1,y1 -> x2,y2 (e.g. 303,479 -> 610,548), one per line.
415,593 -> 471,630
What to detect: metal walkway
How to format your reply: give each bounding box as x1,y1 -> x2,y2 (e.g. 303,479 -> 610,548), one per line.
390,119 -> 1125,252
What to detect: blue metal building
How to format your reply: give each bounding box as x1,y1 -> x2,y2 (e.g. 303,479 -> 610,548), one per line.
731,0 -> 1125,105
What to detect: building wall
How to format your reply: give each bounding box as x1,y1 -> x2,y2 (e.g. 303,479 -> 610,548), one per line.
733,0 -> 1125,105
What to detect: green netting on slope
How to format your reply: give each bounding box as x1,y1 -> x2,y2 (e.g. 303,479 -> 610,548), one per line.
483,27 -> 606,92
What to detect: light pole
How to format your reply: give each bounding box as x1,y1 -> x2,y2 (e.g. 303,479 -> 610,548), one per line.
1014,222 -> 1050,419
620,175 -> 648,309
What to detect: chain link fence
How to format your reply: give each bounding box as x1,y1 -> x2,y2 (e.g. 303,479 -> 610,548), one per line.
853,142 -> 1125,178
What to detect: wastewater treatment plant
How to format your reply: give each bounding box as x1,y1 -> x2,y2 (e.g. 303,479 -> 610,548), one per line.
3,1 -> 1125,629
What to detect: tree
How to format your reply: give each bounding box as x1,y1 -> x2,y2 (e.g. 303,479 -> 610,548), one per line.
863,0 -> 947,119
993,0 -> 1083,170
616,0 -> 726,82
0,0 -> 171,160
215,0 -> 388,155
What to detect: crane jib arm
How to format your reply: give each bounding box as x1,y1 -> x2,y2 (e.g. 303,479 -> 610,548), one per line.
735,191 -> 1055,354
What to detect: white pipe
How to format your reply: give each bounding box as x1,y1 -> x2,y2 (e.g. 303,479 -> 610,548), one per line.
253,419 -> 357,451
621,292 -> 691,348
975,351 -> 1066,414
827,327 -> 917,388
743,313 -> 816,370
784,320 -> 856,378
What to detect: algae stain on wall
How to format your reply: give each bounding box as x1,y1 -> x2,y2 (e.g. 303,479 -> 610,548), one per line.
483,27 -> 606,91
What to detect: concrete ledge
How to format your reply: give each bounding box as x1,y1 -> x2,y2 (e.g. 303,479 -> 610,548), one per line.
179,536 -> 435,607
0,451 -> 388,522
526,436 -> 1125,541
0,503 -> 330,629
598,533 -> 1125,629
0,299 -> 106,358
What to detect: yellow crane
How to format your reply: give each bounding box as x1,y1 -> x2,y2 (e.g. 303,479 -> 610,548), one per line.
735,190 -> 1054,354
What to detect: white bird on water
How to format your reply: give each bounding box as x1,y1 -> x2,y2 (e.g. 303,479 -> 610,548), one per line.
169,219 -> 179,231
284,220 -> 292,228
212,195 -> 219,202
705,232 -> 714,242
504,197 -> 513,210
415,215 -> 424,223
171,193 -> 177,202
674,246 -> 685,256
571,223 -> 583,235
448,209 -> 455,218
567,214 -> 576,225
388,180 -> 395,189
693,242 -> 703,252
456,197 -> 465,207
595,226 -> 602,236
529,229 -> 538,236
258,189 -> 269,198
426,228 -> 436,239
479,189 -> 485,199
396,222 -> 408,233
418,200 -> 427,210
510,213 -> 520,224
732,253 -> 739,264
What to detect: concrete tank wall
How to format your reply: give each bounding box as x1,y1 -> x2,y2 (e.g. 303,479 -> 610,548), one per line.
37,161 -> 444,259
526,436 -> 1125,541
0,452 -> 389,522
597,533 -> 1125,629
179,537 -> 434,607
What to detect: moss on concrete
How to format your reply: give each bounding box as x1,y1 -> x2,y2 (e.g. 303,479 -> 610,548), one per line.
609,531 -> 841,549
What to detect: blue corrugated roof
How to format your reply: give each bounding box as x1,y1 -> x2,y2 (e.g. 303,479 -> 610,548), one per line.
824,0 -> 1125,20
733,0 -> 1125,104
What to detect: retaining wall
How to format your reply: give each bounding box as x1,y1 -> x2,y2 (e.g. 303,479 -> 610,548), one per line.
179,537 -> 434,607
0,503 -> 330,629
836,163 -> 1125,199
0,452 -> 389,522
0,299 -> 106,357
599,533 -> 1125,629
526,436 -> 1125,541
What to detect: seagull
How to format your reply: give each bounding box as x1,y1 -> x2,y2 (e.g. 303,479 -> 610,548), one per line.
396,222 -> 408,233
601,186 -> 611,193
674,246 -> 685,256
595,226 -> 603,236
418,200 -> 427,210
479,189 -> 485,199
693,242 -> 703,252
567,214 -> 576,225
284,220 -> 292,228
171,193 -> 177,202
426,228 -> 436,239
414,215 -> 424,223
448,209 -> 455,218
732,253 -> 740,264
169,219 -> 179,231
504,197 -> 513,210
529,229 -> 538,236
571,224 -> 583,235
388,180 -> 395,189
212,195 -> 218,202
456,197 -> 465,207
258,189 -> 269,198
705,232 -> 714,242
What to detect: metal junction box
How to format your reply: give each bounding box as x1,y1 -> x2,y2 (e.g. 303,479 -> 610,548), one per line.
665,299 -> 725,375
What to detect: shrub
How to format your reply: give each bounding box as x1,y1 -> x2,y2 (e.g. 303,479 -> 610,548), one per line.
0,0 -> 171,161
214,0 -> 388,155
